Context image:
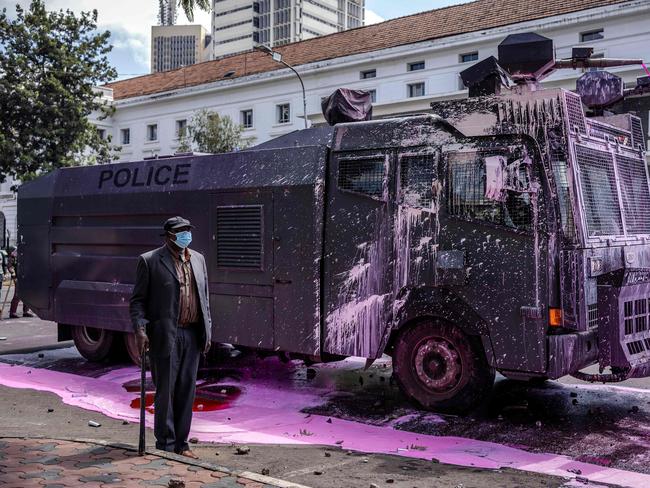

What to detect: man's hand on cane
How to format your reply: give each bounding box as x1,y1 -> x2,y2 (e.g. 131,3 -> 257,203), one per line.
135,328 -> 149,353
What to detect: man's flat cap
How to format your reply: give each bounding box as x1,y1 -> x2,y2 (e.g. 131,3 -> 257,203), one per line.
163,216 -> 194,232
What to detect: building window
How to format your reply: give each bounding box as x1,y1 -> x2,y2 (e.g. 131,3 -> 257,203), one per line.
460,52 -> 478,63
581,29 -> 604,43
408,82 -> 425,98
367,89 -> 377,103
408,61 -> 425,72
241,109 -> 253,129
97,128 -> 106,140
175,119 -> 187,138
277,103 -> 290,124
360,69 -> 376,79
147,124 -> 158,142
120,128 -> 130,145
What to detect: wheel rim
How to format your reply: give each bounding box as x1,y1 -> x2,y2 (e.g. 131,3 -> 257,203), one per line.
81,326 -> 103,344
413,337 -> 463,392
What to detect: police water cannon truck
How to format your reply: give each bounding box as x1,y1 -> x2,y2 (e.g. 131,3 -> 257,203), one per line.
17,33 -> 650,412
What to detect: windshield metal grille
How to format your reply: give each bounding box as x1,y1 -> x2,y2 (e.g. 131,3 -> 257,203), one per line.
574,144 -> 623,237
616,154 -> 650,234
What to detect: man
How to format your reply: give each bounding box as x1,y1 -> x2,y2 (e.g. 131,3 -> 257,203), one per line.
7,246 -> 34,318
129,216 -> 212,458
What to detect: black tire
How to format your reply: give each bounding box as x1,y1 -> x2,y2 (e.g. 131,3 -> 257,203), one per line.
71,325 -> 115,362
392,319 -> 495,413
124,332 -> 149,368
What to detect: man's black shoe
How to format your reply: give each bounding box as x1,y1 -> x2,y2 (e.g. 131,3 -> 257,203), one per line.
22,312 -> 35,318
9,314 -> 19,319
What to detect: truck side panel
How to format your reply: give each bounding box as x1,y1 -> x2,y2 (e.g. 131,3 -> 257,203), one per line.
18,146 -> 327,356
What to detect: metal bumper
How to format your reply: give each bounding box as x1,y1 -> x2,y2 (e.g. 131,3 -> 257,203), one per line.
598,278 -> 650,377
546,330 -> 599,379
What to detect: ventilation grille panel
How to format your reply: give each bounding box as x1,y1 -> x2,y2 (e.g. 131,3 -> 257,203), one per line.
631,116 -> 646,150
588,303 -> 599,328
565,92 -> 587,134
216,206 -> 263,269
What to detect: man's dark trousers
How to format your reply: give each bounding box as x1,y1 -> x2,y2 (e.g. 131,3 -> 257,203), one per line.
150,327 -> 200,453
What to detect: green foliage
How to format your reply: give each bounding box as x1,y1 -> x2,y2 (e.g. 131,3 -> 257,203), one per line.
177,0 -> 211,23
0,1 -> 118,184
183,109 -> 251,154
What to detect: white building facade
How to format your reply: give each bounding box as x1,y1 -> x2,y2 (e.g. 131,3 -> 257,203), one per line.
110,0 -> 650,162
212,0 -> 364,58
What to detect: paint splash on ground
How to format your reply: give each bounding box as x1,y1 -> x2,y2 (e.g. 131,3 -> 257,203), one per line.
0,354 -> 649,487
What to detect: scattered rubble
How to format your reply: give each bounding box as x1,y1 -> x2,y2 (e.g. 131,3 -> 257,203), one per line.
235,446 -> 250,455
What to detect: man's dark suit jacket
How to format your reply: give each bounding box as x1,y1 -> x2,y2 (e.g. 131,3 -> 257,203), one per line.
129,246 -> 212,357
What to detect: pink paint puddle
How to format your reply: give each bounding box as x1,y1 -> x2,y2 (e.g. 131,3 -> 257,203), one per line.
127,384 -> 241,413
1,361 -> 650,488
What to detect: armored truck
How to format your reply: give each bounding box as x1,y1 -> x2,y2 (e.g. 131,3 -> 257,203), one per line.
17,33 -> 650,412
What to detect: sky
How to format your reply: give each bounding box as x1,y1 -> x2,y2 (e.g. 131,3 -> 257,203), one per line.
0,1 -> 474,80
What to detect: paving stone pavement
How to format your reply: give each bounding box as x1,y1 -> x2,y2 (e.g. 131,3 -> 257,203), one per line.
0,437 -> 303,488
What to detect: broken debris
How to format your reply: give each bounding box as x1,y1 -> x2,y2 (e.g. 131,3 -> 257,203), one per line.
235,446 -> 251,455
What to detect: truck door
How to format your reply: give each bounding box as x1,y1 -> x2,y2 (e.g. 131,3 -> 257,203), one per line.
443,143 -> 547,373
322,150 -> 394,358
209,190 -> 274,349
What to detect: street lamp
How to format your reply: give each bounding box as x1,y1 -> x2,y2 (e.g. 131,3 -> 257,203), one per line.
255,44 -> 308,129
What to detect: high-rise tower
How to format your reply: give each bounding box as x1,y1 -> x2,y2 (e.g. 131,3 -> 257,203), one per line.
211,0 -> 365,58
158,0 -> 178,26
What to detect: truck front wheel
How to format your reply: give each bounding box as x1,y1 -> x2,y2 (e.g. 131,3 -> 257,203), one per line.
71,325 -> 115,362
392,320 -> 494,413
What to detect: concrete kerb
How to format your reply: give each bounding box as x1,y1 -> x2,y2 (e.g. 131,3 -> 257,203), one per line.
1,435 -> 313,488
0,340 -> 74,356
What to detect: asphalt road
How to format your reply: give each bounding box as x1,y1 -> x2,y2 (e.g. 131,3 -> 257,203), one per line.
1,317 -> 648,487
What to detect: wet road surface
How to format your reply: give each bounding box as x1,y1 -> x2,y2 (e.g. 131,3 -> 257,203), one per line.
0,346 -> 649,487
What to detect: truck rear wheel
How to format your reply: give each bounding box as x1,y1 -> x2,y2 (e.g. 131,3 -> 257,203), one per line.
392,320 -> 494,413
71,325 -> 115,362
123,332 -> 149,368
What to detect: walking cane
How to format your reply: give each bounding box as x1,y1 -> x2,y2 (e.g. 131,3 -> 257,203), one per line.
138,344 -> 146,456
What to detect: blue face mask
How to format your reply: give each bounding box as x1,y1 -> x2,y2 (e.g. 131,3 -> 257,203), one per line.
174,231 -> 192,249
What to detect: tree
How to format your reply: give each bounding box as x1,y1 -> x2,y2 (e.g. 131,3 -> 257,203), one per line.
0,1 -> 118,183
181,109 -> 251,154
177,0 -> 211,23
